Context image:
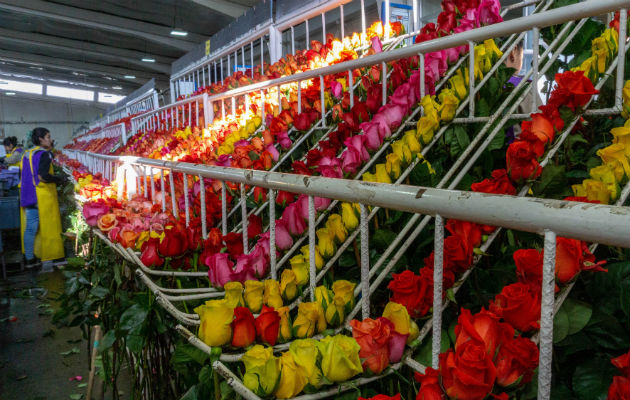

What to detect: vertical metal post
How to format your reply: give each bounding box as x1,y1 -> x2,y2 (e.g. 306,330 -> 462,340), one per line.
195,100 -> 199,127
306,19 -> 310,49
384,0 -> 390,40
348,69 -> 354,108
308,195 -> 316,302
260,37 -> 264,73
221,57 -> 224,83
412,0 -> 418,33
291,26 -> 295,55
143,166 -> 148,196
241,47 -> 245,74
297,81 -> 302,113
199,176 -> 207,239
616,9 -> 627,109
183,173 -> 190,227
221,181 -> 228,236
150,167 -> 155,203
250,41 -> 254,78
202,65 -> 206,87
188,101 -> 192,126
320,75 -> 326,127
277,85 -> 281,112
432,215 -> 444,369
214,62 -> 218,85
169,170 -> 177,218
532,27 -> 540,113
240,183 -> 248,254
468,41 -> 475,117
382,61 -> 387,106
222,100 -> 226,120
228,54 -> 231,78
231,96 -> 236,116
340,4 -> 344,38
160,169 -> 166,212
261,89 -> 266,127
537,230 -> 557,400
360,204 -> 370,319
203,93 -> 211,127
269,189 -> 277,280
322,12 -> 326,43
361,0 -> 366,38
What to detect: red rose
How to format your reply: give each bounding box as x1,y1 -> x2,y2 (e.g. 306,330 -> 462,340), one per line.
446,219 -> 483,248
349,317 -> 393,375
506,140 -> 542,182
247,214 -> 262,240
495,335 -> 539,387
231,307 -> 256,348
255,305 -> 280,346
612,350 -> 630,377
554,70 -> 599,110
489,282 -> 540,332
293,112 -> 312,131
158,226 -> 188,257
513,248 -> 543,286
275,190 -> 295,207
414,368 -> 444,400
186,225 -> 202,252
253,186 -> 267,204
555,237 -> 606,284
388,270 -> 430,319
366,85 -> 382,114
455,308 -> 513,359
439,234 -> 474,274
608,376 -> 630,400
223,232 -> 244,258
203,228 -> 224,254
140,237 -> 164,267
471,169 -> 517,196
440,340 -> 497,400
291,160 -> 312,176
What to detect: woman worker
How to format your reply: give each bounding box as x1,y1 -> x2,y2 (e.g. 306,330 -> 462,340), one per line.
20,127 -> 65,270
2,136 -> 24,167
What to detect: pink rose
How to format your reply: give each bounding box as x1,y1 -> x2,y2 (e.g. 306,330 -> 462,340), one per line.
275,219 -> 294,250
216,154 -> 232,167
282,203 -> 307,236
314,196 -> 331,211
477,0 -> 503,26
371,114 -> 392,139
391,83 -> 417,113
360,122 -> 383,151
247,245 -> 269,278
277,130 -> 292,149
82,201 -> 110,226
317,156 -> 343,178
206,253 -> 234,287
341,148 -> 362,174
371,36 -> 383,53
345,135 -> 370,162
265,144 -> 279,161
330,80 -> 343,98
230,254 -> 257,283
377,104 -> 406,129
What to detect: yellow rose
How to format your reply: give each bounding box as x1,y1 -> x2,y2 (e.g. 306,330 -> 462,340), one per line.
437,89 -> 460,122
289,254 -> 309,286
622,81 -> 630,119
341,202 -> 359,231
391,140 -> 412,164
224,281 -> 244,308
194,299 -> 234,347
597,144 -> 630,178
316,228 -> 336,258
416,116 -> 437,145
274,352 -> 308,399
449,71 -> 468,101
135,231 -> 150,250
277,306 -> 292,342
332,280 -> 356,312
293,302 -> 326,338
590,164 -> 619,201
314,286 -> 334,310
242,345 -> 281,397
407,320 -> 420,344
403,130 -> 422,156
386,153 -> 402,179
374,163 -> 392,184
611,125 -> 630,157
582,179 -> 611,204
289,339 -> 323,387
483,39 -> 503,62
382,301 -> 411,335
325,296 -> 346,327
280,269 -> 299,301
362,171 -> 377,182
244,280 -> 264,313
264,279 -> 284,309
300,245 -> 323,270
326,214 -> 348,243
317,334 -> 363,382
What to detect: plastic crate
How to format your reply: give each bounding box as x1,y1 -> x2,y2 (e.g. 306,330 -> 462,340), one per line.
0,197 -> 20,230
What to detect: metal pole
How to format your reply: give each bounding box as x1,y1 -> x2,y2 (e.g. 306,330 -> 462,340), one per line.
537,230 -> 557,400
360,203 -> 370,319
432,215 -> 444,369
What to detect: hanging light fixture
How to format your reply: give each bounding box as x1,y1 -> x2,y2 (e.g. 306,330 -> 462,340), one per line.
170,3 -> 188,36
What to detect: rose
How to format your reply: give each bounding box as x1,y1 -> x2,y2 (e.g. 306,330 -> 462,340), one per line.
158,226 -> 187,257
277,306 -> 292,343
248,214 -> 263,239
495,335 -> 539,387
264,279 -> 284,309
316,228 -> 336,258
555,237 -> 606,283
140,237 -> 163,268
275,219 -> 294,250
97,213 -> 117,231
554,70 -> 599,109
349,317 -> 392,374
224,281 -> 245,308
608,376 -> 630,400
513,248 -> 544,286
360,395 -> 401,400
206,253 -> 234,288
489,282 -> 541,332
282,203 -> 307,236
414,368 -> 444,400
455,308 -> 513,358
289,255 -> 309,286
223,232 -> 244,258
471,169 -> 517,195
389,270 -> 431,319
506,140 -> 542,182
255,305 -> 281,346
424,234 -> 473,274
82,200 -> 109,226
280,269 -> 298,301
242,345 -> 281,397
317,334 -> 363,382
244,280 -> 265,313
289,339 -> 322,387
299,244 -> 323,270
293,301 -> 326,338
194,299 -> 234,347
274,352 -> 308,399
119,226 -> 139,249
440,340 -> 497,400
231,306 -> 256,348
612,350 -> 630,376
341,202 -> 360,230
445,219 -> 483,248
382,301 -> 411,335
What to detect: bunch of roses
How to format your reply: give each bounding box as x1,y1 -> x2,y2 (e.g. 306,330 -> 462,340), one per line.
194,279 -> 358,354
572,79 -> 630,204
607,349 -> 630,400
66,111 -> 146,154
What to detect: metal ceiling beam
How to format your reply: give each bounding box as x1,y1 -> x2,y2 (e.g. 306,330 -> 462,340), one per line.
0,49 -> 168,85
0,28 -> 176,65
0,0 -> 200,51
0,36 -> 172,75
187,0 -> 248,18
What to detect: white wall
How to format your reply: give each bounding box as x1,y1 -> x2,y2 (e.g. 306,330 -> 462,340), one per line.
0,94 -> 107,148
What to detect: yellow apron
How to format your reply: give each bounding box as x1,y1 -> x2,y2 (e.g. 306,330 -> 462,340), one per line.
20,148 -> 65,261
6,148 -> 23,167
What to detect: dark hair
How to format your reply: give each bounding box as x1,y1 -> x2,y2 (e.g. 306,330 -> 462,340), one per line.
514,40 -> 524,50
31,127 -> 50,146
3,136 -> 18,147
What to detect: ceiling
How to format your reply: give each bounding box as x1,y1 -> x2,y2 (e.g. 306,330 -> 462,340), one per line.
0,0 -> 258,97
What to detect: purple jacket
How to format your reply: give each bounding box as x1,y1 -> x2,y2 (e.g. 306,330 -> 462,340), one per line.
20,149 -> 44,207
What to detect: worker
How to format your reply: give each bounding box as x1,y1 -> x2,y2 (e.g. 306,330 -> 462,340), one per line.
2,136 -> 24,167
20,127 -> 65,275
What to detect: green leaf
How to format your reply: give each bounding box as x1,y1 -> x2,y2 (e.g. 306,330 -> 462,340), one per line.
572,356 -> 617,400
414,331 -> 450,367
69,394 -> 83,400
89,285 -> 109,299
372,229 -> 397,250
98,330 -> 117,352
584,311 -> 630,350
487,129 -> 505,152
445,126 -> 470,158
566,169 -> 590,179
180,386 -> 198,400
119,303 -> 148,333
532,164 -> 566,197
198,365 -> 213,387
60,347 -> 80,357
553,305 -> 570,343
172,343 -> 210,366
563,298 -> 592,335
125,334 -> 145,353
477,97 -> 490,117
338,252 -> 357,268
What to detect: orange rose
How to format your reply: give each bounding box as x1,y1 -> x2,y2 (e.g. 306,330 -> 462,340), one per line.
118,227 -> 139,248
97,213 -> 118,232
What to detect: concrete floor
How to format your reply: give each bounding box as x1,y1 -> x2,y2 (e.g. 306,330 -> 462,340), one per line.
0,265 -> 92,400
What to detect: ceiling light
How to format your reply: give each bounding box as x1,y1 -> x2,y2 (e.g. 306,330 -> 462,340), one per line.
112,85 -> 122,90
0,81 -> 7,84
103,76 -> 113,80
141,57 -> 156,63
124,75 -> 136,79
170,29 -> 188,36
5,92 -> 16,96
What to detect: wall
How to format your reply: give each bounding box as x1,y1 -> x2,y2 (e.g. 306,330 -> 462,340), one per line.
0,94 -> 107,148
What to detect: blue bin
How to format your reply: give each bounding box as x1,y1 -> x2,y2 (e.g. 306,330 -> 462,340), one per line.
0,197 -> 20,230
